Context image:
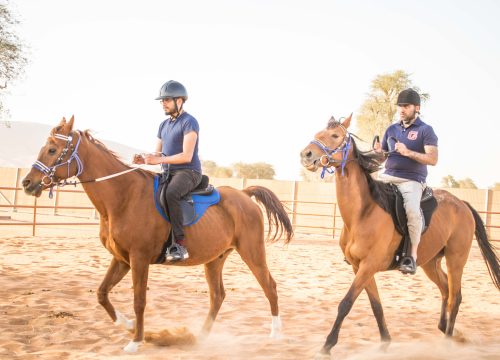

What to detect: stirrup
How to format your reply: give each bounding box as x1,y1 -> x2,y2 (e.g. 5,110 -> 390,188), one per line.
165,243 -> 189,261
399,256 -> 416,275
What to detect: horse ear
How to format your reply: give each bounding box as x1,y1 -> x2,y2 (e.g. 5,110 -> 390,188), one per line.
341,113 -> 353,129
59,117 -> 67,126
67,115 -> 75,130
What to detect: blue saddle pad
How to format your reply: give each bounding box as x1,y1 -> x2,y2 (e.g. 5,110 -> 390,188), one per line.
153,175 -> 220,226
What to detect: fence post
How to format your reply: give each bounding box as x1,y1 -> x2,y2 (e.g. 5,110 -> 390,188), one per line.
485,189 -> 493,238
13,168 -> 22,212
53,187 -> 59,216
32,197 -> 37,236
332,203 -> 337,238
290,181 -> 298,230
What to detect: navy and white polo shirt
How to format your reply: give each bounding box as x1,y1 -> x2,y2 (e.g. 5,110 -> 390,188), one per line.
157,112 -> 201,173
381,117 -> 438,183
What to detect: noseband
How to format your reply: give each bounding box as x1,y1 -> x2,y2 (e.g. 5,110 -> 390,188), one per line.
310,124 -> 352,178
32,131 -> 84,198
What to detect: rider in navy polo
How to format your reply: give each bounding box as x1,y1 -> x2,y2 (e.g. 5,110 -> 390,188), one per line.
133,80 -> 202,261
375,88 -> 438,274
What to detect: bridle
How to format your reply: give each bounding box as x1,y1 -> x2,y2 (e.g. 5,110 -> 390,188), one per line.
31,130 -> 141,198
32,131 -> 84,197
309,123 -> 352,178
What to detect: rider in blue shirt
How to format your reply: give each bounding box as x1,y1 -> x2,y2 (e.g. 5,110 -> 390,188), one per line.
375,88 -> 439,274
133,80 -> 202,261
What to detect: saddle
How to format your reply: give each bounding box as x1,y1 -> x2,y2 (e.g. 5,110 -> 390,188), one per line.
154,174 -> 220,226
153,174 -> 220,264
387,185 -> 438,270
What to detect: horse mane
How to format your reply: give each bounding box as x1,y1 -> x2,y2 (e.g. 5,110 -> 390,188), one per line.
80,130 -> 156,178
350,137 -> 394,214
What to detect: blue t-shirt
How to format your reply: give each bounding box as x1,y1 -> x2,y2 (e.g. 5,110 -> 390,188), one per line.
157,112 -> 201,173
381,117 -> 438,183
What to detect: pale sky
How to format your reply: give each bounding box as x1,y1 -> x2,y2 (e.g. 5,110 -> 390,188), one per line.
4,0 -> 500,188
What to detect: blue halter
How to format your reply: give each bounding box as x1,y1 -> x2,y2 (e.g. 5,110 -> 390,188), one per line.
310,128 -> 352,178
31,132 -> 84,198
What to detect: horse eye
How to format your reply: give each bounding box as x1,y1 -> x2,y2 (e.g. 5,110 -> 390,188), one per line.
332,134 -> 339,139
48,148 -> 57,155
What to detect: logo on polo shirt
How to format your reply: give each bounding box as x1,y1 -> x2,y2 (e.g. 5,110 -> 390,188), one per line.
407,131 -> 418,140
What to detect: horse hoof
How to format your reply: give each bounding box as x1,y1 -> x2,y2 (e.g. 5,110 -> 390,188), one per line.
123,341 -> 142,352
314,351 -> 330,360
269,330 -> 282,340
269,315 -> 282,339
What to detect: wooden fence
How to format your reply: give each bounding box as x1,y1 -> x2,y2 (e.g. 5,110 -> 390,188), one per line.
1,167 -> 499,241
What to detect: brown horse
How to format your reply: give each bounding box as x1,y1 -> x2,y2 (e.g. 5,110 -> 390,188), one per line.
22,116 -> 293,352
300,114 -> 500,358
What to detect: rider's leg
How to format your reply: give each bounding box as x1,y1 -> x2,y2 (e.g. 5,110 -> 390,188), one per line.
164,169 -> 202,260
396,180 -> 425,262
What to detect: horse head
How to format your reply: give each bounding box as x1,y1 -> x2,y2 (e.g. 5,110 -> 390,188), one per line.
22,115 -> 83,197
300,113 -> 353,174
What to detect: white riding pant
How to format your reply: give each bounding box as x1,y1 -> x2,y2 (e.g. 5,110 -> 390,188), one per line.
378,173 -> 425,248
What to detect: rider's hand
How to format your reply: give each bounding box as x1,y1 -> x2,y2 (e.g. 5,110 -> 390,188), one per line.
373,140 -> 382,153
132,154 -> 145,164
395,142 -> 410,156
143,154 -> 163,165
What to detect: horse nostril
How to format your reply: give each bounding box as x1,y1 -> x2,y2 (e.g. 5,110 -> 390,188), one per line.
22,179 -> 30,188
304,150 -> 312,159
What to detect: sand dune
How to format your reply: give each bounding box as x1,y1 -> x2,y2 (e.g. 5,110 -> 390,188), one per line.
0,230 -> 499,359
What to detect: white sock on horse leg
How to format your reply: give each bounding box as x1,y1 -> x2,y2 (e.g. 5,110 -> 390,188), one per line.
115,310 -> 134,330
270,315 -> 282,339
123,340 -> 142,352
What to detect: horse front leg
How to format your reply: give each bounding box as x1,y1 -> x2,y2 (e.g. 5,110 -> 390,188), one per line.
97,258 -> 132,329
364,277 -> 391,343
123,254 -> 150,353
317,264 -> 375,359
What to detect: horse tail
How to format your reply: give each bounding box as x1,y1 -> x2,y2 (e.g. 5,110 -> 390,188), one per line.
464,201 -> 500,290
243,186 -> 294,244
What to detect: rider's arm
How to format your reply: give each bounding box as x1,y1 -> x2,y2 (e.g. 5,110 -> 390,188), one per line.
160,131 -> 197,165
397,144 -> 438,166
155,139 -> 163,154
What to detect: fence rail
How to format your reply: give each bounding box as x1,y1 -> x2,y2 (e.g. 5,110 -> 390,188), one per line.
1,185 -> 499,242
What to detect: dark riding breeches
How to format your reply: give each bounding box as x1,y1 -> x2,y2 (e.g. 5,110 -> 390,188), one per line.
164,169 -> 202,241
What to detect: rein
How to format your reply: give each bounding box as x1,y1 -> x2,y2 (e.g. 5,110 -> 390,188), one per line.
310,123 -> 352,178
31,130 -> 142,198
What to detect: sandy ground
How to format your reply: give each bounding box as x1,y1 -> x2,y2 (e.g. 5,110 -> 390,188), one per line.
0,224 -> 499,360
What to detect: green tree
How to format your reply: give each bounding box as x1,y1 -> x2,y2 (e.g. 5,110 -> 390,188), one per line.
356,70 -> 429,145
457,177 -> 477,189
441,175 -> 459,188
0,3 -> 27,124
300,168 -> 335,183
213,166 -> 233,178
201,160 -> 233,178
232,162 -> 275,179
441,175 -> 477,189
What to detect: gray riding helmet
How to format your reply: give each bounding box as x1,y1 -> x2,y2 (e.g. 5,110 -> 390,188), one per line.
155,80 -> 188,101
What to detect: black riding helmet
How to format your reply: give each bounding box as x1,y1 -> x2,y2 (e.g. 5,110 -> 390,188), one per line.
156,80 -> 188,117
396,88 -> 420,106
155,80 -> 188,101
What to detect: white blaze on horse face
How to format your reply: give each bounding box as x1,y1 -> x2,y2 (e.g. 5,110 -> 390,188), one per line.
270,315 -> 282,339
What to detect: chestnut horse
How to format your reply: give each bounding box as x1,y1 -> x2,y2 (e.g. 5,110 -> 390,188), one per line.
22,116 -> 293,352
300,114 -> 500,358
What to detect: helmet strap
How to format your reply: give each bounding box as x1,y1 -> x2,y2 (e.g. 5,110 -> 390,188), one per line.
171,98 -> 184,119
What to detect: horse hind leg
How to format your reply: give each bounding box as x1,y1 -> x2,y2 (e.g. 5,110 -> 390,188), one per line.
421,254 -> 449,333
97,257 -> 132,329
236,239 -> 281,338
200,249 -> 233,338
444,250 -> 468,337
